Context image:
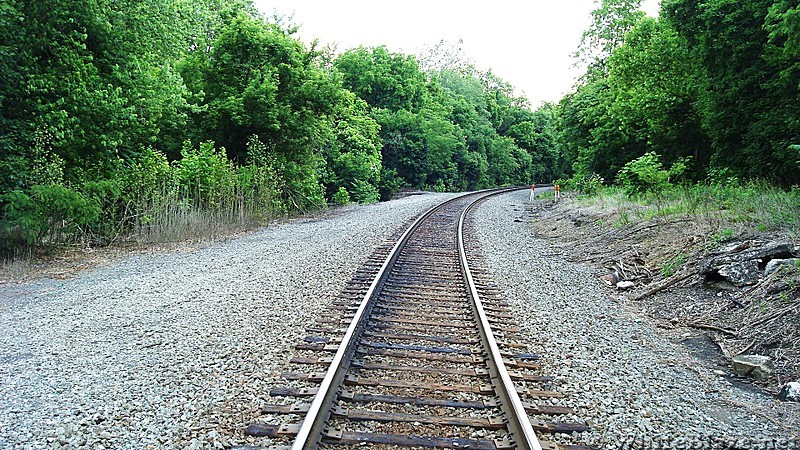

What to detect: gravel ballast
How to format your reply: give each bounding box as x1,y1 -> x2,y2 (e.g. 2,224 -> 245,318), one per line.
0,193 -> 456,450
4,189 -> 798,450
471,190 -> 799,449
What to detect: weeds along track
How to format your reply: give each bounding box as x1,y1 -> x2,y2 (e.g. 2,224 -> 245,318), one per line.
239,189 -> 592,450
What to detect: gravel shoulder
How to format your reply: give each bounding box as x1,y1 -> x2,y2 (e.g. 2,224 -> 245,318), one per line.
471,190 -> 799,449
5,189 -> 798,450
0,192 -> 457,450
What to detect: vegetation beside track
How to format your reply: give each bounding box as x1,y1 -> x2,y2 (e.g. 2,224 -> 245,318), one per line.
530,182 -> 800,385
2,0 -> 798,258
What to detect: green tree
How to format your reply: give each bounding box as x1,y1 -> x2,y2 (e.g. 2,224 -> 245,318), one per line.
435,69 -> 496,189
577,0 -> 647,70
335,47 -> 463,192
181,12 -> 353,206
663,0 -> 799,184
605,17 -> 709,172
334,46 -> 428,112
322,93 -> 382,203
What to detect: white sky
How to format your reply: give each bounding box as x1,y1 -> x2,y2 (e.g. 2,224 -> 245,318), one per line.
253,1 -> 660,107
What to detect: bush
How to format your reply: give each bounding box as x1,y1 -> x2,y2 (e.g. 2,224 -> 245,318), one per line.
616,152 -> 688,196
616,152 -> 669,195
332,187 -> 351,205
378,167 -> 404,201
82,179 -> 123,244
121,147 -> 172,203
0,137 -> 302,253
174,141 -> 236,207
706,166 -> 739,187
563,172 -> 605,195
1,184 -> 100,249
350,179 -> 380,204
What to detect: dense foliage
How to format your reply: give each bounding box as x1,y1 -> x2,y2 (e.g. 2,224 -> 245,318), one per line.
3,0 -> 797,254
557,0 -> 800,188
1,0 -> 561,252
333,46 -> 563,198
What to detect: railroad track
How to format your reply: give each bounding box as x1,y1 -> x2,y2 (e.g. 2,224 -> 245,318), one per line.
240,189 -> 592,450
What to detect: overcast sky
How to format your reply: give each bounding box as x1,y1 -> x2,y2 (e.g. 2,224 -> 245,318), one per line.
253,1 -> 660,107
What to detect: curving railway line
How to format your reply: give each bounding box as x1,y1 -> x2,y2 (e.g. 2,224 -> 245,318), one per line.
239,188 -> 591,450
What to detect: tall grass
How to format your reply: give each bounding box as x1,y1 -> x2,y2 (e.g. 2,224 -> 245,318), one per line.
131,179 -> 283,244
0,143 -> 304,257
577,181 -> 800,236
125,146 -> 293,244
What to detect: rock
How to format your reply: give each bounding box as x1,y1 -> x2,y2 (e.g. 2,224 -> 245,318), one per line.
700,241 -> 794,273
616,280 -> 635,290
700,241 -> 795,285
600,272 -> 620,286
778,381 -> 800,402
718,240 -> 752,254
717,260 -> 761,286
731,355 -> 775,380
764,258 -> 799,276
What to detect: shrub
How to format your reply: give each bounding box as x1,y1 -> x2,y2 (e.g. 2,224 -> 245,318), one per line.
332,187 -> 351,205
616,152 -> 689,197
1,184 -> 100,248
616,152 -> 670,196
121,147 -> 172,203
174,141 -> 236,207
350,179 -> 380,204
378,167 -> 404,201
82,179 -> 123,244
706,166 -> 739,187
661,252 -> 688,277
563,172 -> 604,195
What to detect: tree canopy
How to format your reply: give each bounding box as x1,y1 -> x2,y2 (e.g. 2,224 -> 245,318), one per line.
559,0 -> 800,187
2,0 -> 798,252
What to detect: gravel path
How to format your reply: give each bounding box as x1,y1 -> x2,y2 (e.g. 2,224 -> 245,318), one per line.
0,193 -> 457,450
471,190 -> 799,449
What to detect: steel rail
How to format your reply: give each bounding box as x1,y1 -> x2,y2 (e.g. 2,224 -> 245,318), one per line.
289,191 -> 485,449
458,188 -> 543,450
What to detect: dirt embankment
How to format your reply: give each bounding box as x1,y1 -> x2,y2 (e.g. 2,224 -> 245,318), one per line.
526,194 -> 800,395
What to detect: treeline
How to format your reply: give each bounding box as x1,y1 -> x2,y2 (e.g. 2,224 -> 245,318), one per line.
557,0 -> 800,188
3,0 -> 797,253
0,0 -> 560,252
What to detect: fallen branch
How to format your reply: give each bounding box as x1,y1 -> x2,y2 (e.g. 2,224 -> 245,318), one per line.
727,240 -> 752,254
736,340 -> 757,356
621,218 -> 693,238
686,321 -> 739,338
748,303 -> 800,328
617,259 -> 628,279
711,334 -> 733,359
630,269 -> 696,301
730,297 -> 748,309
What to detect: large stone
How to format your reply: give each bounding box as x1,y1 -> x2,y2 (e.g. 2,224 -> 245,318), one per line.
764,258 -> 799,276
700,241 -> 796,286
717,241 -> 752,254
700,241 -> 795,273
731,354 -> 775,380
616,280 -> 635,290
778,381 -> 800,402
717,260 -> 761,286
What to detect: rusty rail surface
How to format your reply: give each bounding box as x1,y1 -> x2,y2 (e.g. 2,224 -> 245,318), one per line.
240,189 -> 592,450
